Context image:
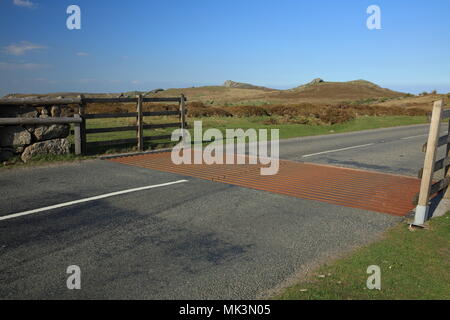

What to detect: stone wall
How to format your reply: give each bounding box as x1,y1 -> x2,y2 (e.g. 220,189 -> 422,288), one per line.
0,105 -> 74,163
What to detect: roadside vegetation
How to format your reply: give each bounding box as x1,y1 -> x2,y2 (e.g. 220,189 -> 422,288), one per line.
0,153 -> 90,170
276,212 -> 450,300
80,101 -> 428,143
3,79 -> 442,167
1,100 -> 429,168
70,100 -> 429,144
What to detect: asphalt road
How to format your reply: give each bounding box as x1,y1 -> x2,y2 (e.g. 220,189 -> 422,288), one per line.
0,123 -> 439,299
280,123 -> 447,177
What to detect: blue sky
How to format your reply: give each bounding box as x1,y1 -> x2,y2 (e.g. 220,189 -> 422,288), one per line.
0,0 -> 449,96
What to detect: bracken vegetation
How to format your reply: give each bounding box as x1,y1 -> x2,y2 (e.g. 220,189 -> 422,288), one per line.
187,103 -> 427,125
79,100 -> 428,126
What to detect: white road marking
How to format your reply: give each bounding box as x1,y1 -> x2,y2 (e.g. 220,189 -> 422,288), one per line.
400,134 -> 428,140
302,143 -> 375,158
0,180 -> 188,222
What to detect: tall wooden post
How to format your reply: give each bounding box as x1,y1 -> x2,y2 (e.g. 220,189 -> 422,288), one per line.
78,95 -> 87,155
414,100 -> 444,225
179,94 -> 186,141
137,94 -> 144,151
74,114 -> 82,155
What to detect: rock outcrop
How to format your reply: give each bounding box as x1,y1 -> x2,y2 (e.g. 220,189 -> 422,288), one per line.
0,126 -> 32,147
310,78 -> 324,84
291,78 -> 325,91
33,124 -> 70,141
223,80 -> 269,90
21,139 -> 70,162
145,88 -> 164,95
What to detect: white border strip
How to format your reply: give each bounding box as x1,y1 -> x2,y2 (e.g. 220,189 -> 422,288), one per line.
302,143 -> 375,158
400,134 -> 428,140
0,180 -> 188,222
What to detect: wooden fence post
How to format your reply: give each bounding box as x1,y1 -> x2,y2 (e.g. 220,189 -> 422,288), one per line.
414,100 -> 444,225
137,94 -> 144,151
179,94 -> 186,141
74,114 -> 82,155
78,95 -> 87,155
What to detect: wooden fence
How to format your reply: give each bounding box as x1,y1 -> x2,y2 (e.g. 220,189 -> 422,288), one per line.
414,99 -> 449,225
0,94 -> 187,155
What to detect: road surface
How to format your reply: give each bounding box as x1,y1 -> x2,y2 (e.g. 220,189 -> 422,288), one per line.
0,123 -> 442,299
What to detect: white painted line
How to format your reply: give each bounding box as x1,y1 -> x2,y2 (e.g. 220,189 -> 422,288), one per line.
400,134 -> 428,140
0,180 -> 188,222
302,143 -> 375,158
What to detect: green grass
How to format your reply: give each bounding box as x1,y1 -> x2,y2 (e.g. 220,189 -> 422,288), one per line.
84,115 -> 427,142
276,213 -> 450,300
188,115 -> 428,140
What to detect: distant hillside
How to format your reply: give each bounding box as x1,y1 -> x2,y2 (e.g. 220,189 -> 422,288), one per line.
3,78 -> 413,106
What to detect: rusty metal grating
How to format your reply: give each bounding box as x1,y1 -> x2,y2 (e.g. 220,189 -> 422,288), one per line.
108,152 -> 421,216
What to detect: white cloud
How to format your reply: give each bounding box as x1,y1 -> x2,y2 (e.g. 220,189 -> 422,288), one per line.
0,61 -> 48,70
13,0 -> 37,9
76,52 -> 89,56
131,80 -> 140,85
3,41 -> 46,55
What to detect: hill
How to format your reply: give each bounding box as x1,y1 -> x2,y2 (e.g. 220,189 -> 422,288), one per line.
288,79 -> 403,97
146,79 -> 408,106
3,78 -> 423,107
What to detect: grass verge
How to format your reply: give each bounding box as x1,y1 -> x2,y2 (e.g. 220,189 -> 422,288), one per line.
0,154 -> 91,171
82,115 -> 427,143
276,213 -> 450,300
191,115 -> 428,140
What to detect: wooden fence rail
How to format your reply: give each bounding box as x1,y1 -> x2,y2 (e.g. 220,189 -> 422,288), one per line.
78,94 -> 186,154
0,94 -> 187,156
83,110 -> 179,119
414,99 -> 449,226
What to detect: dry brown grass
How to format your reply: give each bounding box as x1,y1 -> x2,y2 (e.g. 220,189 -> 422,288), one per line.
78,98 -> 429,127
152,86 -> 275,105
263,103 -> 319,117
377,94 -> 450,111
